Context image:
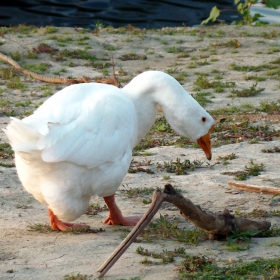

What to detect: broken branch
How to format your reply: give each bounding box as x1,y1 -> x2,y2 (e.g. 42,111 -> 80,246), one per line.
97,184 -> 271,278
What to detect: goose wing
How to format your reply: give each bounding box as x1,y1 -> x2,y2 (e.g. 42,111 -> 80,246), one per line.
24,84 -> 137,169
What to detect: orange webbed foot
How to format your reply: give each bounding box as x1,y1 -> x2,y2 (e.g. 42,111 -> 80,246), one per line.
103,194 -> 142,226
48,208 -> 89,231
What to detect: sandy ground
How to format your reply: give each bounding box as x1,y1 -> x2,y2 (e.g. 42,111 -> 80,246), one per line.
0,24 -> 280,279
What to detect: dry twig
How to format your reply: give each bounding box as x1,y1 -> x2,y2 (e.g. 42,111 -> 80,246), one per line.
0,51 -> 121,87
228,180 -> 280,195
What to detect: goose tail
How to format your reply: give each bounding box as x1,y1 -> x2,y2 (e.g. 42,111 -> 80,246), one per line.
3,117 -> 40,152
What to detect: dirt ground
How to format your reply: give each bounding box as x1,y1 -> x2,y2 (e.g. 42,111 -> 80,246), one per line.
0,24 -> 280,279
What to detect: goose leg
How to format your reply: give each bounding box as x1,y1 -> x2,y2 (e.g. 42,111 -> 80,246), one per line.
48,208 -> 89,231
103,195 -> 141,226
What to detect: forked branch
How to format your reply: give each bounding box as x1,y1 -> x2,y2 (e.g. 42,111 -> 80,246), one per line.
97,184 -> 270,278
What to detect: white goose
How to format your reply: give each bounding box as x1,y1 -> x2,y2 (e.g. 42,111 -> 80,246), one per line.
4,71 -> 215,231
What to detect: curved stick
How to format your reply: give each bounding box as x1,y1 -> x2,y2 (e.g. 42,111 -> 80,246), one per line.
228,180 -> 280,195
0,51 -> 121,86
97,190 -> 165,278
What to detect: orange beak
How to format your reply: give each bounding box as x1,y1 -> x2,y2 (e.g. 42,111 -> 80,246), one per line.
197,125 -> 214,160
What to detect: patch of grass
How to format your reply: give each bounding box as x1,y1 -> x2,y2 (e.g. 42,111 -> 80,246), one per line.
193,75 -> 235,92
263,224 -> 280,237
0,162 -> 15,168
218,153 -> 236,165
227,229 -> 262,243
267,240 -> 280,246
174,72 -> 188,84
39,85 -> 54,97
177,256 -> 280,279
259,100 -> 280,113
119,53 -> 147,61
53,68 -> 67,76
89,61 -> 111,69
28,223 -> 103,234
270,57 -> 280,65
133,136 -> 158,153
157,158 -> 203,175
45,26 -> 58,34
173,137 -> 192,148
104,44 -> 118,51
7,77 -> 28,90
28,223 -> 53,233
177,52 -> 190,58
245,75 -> 267,81
140,215 -> 207,244
0,143 -> 14,159
239,209 -> 280,220
33,43 -> 58,54
193,91 -> 213,106
24,63 -> 48,73
140,152 -> 155,156
222,160 -> 265,181
63,273 -> 92,280
225,241 -> 249,251
26,50 -> 38,59
166,46 -> 184,54
188,60 -> 210,69
121,186 -> 155,198
0,67 -> 16,79
59,49 -> 97,61
262,147 -> 280,153
136,246 -> 186,265
231,83 -> 264,97
77,36 -> 90,42
210,39 -> 241,48
10,51 -> 21,61
86,203 -> 107,216
11,24 -> 37,34
262,30 -> 279,39
55,37 -> 73,45
15,100 -> 32,107
230,63 -> 275,72
151,117 -> 174,133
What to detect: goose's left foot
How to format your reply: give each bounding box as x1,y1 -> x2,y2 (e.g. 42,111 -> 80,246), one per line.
103,195 -> 141,226
48,208 -> 90,231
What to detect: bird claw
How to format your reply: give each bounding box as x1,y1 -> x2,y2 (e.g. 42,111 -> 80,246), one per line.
103,215 -> 141,226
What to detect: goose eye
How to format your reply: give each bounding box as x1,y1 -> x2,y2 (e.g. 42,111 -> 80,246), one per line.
202,117 -> 206,123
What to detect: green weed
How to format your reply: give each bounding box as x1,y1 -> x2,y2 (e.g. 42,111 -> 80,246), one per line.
63,273 -> 92,280
136,246 -> 186,265
222,160 -> 265,180
59,50 -> 97,61
0,67 -> 16,79
45,26 -> 58,34
262,147 -> 280,153
7,77 -> 28,90
86,203 -> 107,216
157,158 -> 203,175
193,91 -> 213,106
24,63 -> 48,73
140,215 -> 207,244
231,83 -> 264,97
166,46 -> 184,54
119,53 -> 147,61
177,256 -> 280,279
193,75 -> 235,92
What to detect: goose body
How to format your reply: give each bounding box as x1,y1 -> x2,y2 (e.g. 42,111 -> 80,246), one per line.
4,71 -> 215,230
